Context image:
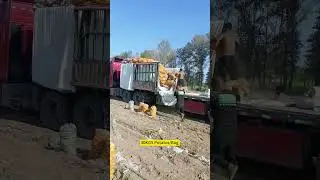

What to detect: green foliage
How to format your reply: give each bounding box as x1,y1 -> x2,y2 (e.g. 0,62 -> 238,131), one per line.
156,40 -> 176,67
305,9 -> 320,85
118,51 -> 133,58
212,0 -> 320,90
137,35 -> 209,91
176,35 -> 209,89
140,50 -> 156,59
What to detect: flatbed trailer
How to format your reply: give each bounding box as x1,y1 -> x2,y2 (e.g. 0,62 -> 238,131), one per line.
236,102 -> 320,170
184,92 -> 209,116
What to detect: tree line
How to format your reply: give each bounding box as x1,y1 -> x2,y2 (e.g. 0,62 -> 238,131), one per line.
212,0 -> 320,94
117,35 -> 210,90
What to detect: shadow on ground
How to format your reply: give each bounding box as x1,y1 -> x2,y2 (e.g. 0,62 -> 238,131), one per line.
0,108 -> 43,129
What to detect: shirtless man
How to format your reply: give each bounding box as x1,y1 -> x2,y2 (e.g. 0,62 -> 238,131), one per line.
177,69 -> 185,87
210,22 -> 239,180
212,22 -> 240,92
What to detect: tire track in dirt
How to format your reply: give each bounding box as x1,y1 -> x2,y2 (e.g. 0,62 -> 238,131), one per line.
114,119 -> 209,167
111,99 -> 210,180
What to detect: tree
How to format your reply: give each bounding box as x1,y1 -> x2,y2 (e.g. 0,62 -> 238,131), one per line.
190,35 -> 210,87
305,9 -> 320,85
176,34 -> 209,88
216,0 -> 315,89
177,42 -> 194,86
118,51 -> 133,58
140,50 -> 157,59
156,40 -> 176,67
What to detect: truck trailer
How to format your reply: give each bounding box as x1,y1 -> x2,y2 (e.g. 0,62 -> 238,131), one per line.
109,57 -> 210,116
0,0 -> 110,139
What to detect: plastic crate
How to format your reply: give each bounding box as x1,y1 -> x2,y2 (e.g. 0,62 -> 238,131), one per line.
211,93 -> 237,108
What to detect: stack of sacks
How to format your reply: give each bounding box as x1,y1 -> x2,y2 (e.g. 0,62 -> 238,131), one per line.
130,57 -> 157,63
110,142 -> 116,180
129,57 -> 177,89
159,64 -> 176,88
159,64 -> 168,86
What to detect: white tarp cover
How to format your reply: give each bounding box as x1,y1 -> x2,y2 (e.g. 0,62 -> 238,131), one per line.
158,80 -> 177,106
120,63 -> 134,91
32,7 -> 75,91
156,67 -> 180,106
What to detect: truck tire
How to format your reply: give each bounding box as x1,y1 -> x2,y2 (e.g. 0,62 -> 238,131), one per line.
40,91 -> 69,131
121,90 -> 132,103
133,91 -> 151,105
132,91 -> 141,105
73,95 -> 106,139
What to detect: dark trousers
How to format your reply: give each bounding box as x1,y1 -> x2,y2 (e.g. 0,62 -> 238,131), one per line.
176,94 -> 184,114
177,79 -> 185,87
215,55 -> 238,81
211,97 -> 238,166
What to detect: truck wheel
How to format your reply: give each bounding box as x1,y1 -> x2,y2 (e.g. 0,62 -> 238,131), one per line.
40,91 -> 69,131
137,92 -> 153,105
122,90 -> 132,103
132,92 -> 141,105
73,95 -> 105,139
135,91 -> 145,104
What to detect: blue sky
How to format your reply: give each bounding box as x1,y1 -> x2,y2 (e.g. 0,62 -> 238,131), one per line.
110,0 -> 210,57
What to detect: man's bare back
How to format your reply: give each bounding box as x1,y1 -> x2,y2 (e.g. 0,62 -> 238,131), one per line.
211,23 -> 240,91
216,30 -> 239,57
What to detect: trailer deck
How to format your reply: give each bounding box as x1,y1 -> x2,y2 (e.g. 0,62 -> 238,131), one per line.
238,99 -> 320,126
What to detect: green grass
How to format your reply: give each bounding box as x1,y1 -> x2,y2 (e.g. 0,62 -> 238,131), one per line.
187,85 -> 209,92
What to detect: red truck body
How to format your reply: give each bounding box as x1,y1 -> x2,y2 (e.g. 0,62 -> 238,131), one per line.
184,98 -> 208,115
110,57 -> 122,88
237,123 -> 306,169
0,0 -> 33,82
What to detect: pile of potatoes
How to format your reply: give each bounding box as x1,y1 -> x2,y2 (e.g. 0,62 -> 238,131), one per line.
129,57 -> 157,63
138,102 -> 157,119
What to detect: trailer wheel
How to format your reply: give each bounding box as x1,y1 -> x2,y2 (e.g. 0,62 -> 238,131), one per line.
133,91 -> 151,104
40,91 -> 69,131
132,92 -> 142,104
73,95 -> 105,139
121,90 -> 132,103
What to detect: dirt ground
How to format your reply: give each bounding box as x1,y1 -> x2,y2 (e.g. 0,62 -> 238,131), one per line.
0,92 -> 305,180
110,99 -> 210,180
0,111 -> 107,180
